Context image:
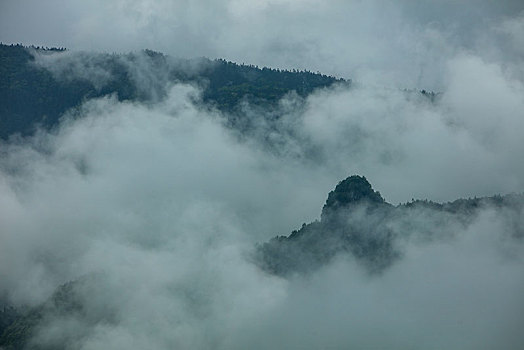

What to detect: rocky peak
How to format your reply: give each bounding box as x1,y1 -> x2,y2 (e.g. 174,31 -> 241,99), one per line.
321,175 -> 385,219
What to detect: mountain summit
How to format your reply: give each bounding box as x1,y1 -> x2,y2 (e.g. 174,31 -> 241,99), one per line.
321,175 -> 385,220
256,174 -> 524,276
257,175 -> 397,276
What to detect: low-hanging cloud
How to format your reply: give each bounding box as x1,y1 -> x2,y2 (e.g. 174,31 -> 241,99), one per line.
1,2 -> 524,348
0,83 -> 330,303
1,57 -> 524,348
268,52 -> 524,203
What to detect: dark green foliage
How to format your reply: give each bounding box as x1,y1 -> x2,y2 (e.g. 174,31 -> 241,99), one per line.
0,281 -> 80,349
256,175 -> 524,276
0,44 -> 112,139
420,89 -> 440,102
0,305 -> 19,341
203,59 -> 343,111
0,276 -> 115,349
0,306 -> 42,349
0,44 -> 155,139
257,176 -> 397,276
321,175 -> 385,220
0,44 -> 344,139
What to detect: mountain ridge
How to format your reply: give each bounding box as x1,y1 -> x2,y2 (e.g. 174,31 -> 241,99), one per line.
0,43 -> 345,139
256,175 -> 524,276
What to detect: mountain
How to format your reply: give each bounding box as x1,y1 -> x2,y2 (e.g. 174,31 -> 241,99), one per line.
0,44 -> 345,139
321,175 -> 387,219
1,43 -> 519,348
1,175 -> 523,348
255,175 -> 524,276
0,276 -> 114,350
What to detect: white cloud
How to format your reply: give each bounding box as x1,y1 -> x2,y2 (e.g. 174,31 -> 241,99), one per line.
1,1 -> 524,348
2,0 -> 523,88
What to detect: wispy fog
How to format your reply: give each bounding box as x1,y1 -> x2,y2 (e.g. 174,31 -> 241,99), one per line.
2,0 -> 524,88
1,1 -> 524,349
1,70 -> 523,348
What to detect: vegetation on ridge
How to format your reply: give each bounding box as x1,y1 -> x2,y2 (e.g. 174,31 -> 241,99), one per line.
256,175 -> 524,276
0,43 -> 345,139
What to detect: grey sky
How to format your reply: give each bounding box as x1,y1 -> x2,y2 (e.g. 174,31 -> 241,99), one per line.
1,0 -> 524,88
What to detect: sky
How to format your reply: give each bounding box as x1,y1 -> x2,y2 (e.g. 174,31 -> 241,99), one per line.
1,0 -> 524,88
1,1 -> 524,349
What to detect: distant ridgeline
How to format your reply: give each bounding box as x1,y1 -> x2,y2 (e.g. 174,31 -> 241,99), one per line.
255,175 -> 524,276
0,43 -> 345,139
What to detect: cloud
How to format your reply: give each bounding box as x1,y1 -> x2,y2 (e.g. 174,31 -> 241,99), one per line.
2,0 -> 524,88
32,50 -> 115,90
0,84 -> 328,304
1,1 -> 524,348
285,55 -> 524,203
236,221 -> 524,349
1,70 -> 523,348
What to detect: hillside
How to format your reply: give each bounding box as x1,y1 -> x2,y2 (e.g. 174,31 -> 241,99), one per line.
256,175 -> 524,276
0,44 -> 345,139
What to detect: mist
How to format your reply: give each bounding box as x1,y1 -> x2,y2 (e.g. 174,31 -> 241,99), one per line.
2,0 -> 524,88
1,1 -> 524,349
1,71 -> 523,348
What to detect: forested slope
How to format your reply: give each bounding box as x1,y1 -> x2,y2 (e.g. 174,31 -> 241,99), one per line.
256,175 -> 524,276
0,44 -> 344,139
